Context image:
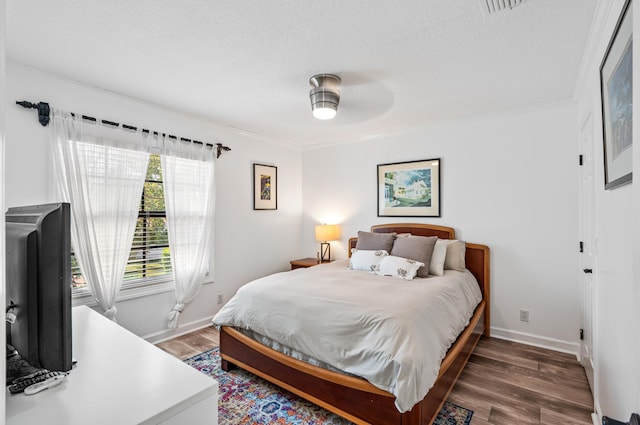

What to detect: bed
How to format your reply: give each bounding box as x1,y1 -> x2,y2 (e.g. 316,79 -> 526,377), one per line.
213,223 -> 490,425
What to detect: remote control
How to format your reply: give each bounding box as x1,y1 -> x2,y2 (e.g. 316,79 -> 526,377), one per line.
24,375 -> 66,395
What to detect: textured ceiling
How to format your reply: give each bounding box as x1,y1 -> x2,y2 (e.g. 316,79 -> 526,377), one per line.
6,0 -> 597,149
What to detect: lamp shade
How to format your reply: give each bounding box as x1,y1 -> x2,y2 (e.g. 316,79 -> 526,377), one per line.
315,224 -> 341,242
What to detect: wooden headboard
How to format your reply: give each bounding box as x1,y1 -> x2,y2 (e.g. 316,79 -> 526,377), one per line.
348,223 -> 490,332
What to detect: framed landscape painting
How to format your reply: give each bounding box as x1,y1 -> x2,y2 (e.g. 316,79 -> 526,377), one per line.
600,0 -> 633,190
253,163 -> 277,210
377,158 -> 440,217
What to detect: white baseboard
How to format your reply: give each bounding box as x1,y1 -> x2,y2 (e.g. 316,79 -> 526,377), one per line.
490,326 -> 580,356
144,316 -> 214,344
592,398 -> 602,425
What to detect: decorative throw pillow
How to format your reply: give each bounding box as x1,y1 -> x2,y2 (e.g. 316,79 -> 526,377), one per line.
347,249 -> 389,272
429,239 -> 450,276
444,240 -> 466,271
390,235 -> 437,278
374,255 -> 424,280
355,231 -> 396,252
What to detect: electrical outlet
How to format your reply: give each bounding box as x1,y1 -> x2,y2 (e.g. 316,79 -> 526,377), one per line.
217,293 -> 223,305
520,309 -> 530,322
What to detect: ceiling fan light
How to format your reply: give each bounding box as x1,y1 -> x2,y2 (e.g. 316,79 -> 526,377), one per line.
309,74 -> 341,120
312,105 -> 337,120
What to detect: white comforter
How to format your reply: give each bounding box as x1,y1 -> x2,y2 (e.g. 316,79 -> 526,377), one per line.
212,260 -> 482,412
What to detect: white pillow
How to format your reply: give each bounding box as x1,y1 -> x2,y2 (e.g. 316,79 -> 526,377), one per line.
347,249 -> 389,272
429,239 -> 450,276
374,255 -> 424,280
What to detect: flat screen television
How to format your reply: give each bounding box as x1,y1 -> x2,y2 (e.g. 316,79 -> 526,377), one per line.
5,202 -> 72,373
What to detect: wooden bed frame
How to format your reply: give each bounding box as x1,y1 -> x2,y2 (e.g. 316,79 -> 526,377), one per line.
220,223 -> 490,425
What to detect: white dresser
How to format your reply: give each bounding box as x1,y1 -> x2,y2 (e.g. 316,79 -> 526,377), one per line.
6,305 -> 218,425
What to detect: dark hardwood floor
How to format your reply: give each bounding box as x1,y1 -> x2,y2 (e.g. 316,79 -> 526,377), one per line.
157,328 -> 594,425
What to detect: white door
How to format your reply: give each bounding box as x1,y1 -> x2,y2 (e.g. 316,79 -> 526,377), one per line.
578,109 -> 595,392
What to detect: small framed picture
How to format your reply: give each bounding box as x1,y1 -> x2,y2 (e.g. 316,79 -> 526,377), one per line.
253,163 -> 277,210
377,158 -> 440,217
600,0 -> 633,190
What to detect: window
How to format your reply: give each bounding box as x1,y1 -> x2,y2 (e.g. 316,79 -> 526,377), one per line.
71,154 -> 172,292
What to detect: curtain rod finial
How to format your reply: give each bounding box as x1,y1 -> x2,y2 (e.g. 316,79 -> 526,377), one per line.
16,100 -> 50,126
16,100 -> 36,109
215,143 -> 231,158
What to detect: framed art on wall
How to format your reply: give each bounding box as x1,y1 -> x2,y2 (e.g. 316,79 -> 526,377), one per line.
253,163 -> 277,210
377,158 -> 440,217
600,0 -> 633,190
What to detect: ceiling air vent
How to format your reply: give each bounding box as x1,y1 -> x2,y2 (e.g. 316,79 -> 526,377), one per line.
483,0 -> 527,14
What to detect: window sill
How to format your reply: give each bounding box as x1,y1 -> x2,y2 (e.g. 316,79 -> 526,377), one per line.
72,280 -> 173,307
71,277 -> 214,307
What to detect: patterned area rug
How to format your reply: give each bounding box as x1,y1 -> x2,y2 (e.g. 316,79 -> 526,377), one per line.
184,348 -> 473,425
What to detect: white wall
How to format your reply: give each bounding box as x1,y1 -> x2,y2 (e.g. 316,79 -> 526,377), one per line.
301,101 -> 581,353
633,0 -> 640,411
0,0 -> 7,418
573,0 -> 640,421
4,63 -> 303,341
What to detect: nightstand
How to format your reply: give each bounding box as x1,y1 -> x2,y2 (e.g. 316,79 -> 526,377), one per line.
290,257 -> 330,270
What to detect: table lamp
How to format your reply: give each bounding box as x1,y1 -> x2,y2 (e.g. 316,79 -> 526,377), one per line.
315,224 -> 341,262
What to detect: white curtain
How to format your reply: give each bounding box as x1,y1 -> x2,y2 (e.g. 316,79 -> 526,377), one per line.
161,136 -> 215,328
52,109 -> 150,322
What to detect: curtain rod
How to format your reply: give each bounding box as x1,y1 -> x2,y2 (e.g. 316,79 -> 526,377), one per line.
15,100 -> 231,158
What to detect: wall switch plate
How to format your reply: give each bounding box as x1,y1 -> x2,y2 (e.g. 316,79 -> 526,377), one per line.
520,309 -> 530,322
217,293 -> 223,305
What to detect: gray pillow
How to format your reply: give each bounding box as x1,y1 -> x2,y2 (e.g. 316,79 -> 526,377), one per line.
390,235 -> 437,278
444,240 -> 466,271
356,231 -> 396,252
